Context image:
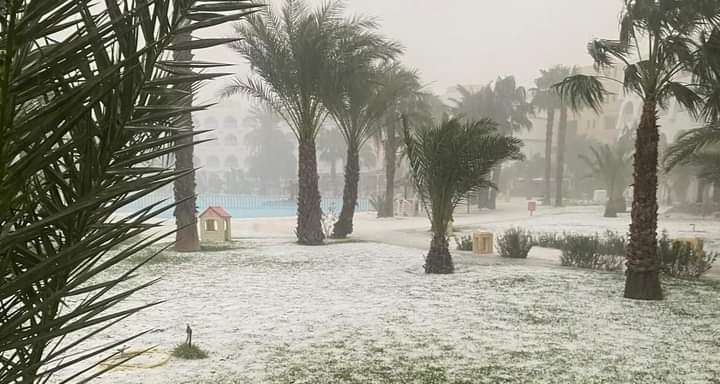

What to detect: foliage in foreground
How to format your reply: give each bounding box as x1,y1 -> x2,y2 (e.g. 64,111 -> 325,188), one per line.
497,228 -> 533,259
0,1 -> 260,382
403,117 -> 523,274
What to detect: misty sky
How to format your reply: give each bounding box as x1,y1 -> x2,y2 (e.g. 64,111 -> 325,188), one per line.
196,0 -> 624,103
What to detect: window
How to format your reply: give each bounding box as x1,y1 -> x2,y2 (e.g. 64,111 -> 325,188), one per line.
205,219 -> 217,232
225,155 -> 239,169
223,116 -> 238,130
207,156 -> 220,169
204,117 -> 219,131
605,116 -> 617,130
225,134 -> 239,146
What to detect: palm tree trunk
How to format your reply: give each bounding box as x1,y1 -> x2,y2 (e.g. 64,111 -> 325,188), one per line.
488,166 -> 501,209
555,105 -> 568,207
624,99 -> 662,301
173,27 -> 200,252
333,143 -> 359,238
425,230 -> 453,274
696,178 -> 706,203
544,108 -> 555,204
380,126 -> 397,218
296,139 -> 324,245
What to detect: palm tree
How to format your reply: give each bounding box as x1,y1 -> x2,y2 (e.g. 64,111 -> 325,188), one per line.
223,0 -> 368,245
321,34 -> 402,238
554,0 -> 720,300
0,1 -> 259,381
403,117 -> 523,274
173,21 -> 201,252
374,66 -> 427,218
451,76 -> 532,209
665,126 -> 720,204
532,69 -> 561,204
580,132 -> 634,217
549,67 -> 573,207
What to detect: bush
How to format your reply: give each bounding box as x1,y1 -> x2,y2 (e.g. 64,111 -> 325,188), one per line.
559,233 -> 624,272
497,228 -> 533,259
455,235 -> 473,251
658,231 -> 717,279
172,343 -> 208,360
533,232 -> 565,249
599,230 -> 626,256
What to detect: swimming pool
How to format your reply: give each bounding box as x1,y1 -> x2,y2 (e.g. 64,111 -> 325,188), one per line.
119,193 -> 370,219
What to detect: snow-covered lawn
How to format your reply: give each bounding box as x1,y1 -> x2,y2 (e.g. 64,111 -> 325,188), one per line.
67,239 -> 720,384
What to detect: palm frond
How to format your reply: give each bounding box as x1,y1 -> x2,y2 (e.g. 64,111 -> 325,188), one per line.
665,122 -> 720,170
552,74 -> 608,113
0,0 -> 261,382
587,39 -> 630,69
403,117 -> 522,236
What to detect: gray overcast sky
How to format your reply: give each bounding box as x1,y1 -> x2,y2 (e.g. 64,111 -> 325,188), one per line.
196,0 -> 624,103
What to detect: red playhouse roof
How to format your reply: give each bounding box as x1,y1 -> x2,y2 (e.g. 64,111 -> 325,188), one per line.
199,206 -> 232,218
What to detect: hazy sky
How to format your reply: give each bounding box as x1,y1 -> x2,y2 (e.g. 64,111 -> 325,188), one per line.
196,0 -> 624,104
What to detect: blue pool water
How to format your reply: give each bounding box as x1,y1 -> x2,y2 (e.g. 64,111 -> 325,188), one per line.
119,193 -> 369,219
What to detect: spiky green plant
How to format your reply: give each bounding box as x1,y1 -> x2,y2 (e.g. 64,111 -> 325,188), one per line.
553,0 -> 720,300
0,1 -> 260,382
403,118 -> 523,274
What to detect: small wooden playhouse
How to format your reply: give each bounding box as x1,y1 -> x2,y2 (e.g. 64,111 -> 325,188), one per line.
199,206 -> 232,243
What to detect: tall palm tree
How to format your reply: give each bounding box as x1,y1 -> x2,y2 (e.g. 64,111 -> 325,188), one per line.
321,33 -> 402,238
451,76 -> 532,209
173,21 -> 201,252
549,67 -> 573,207
532,69 -> 561,204
554,0 -> 720,300
0,1 -> 259,381
403,117 -> 523,274
223,0 -> 367,245
375,66 -> 427,218
580,132 -> 634,217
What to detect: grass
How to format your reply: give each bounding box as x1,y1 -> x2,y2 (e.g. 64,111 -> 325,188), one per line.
90,241 -> 720,384
172,343 -> 208,360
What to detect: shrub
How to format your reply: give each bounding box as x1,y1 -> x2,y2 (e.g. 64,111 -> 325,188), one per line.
533,232 -> 565,249
172,343 -> 208,360
497,228 -> 533,259
658,231 -> 717,279
559,233 -> 624,272
455,235 -> 473,251
600,230 -> 626,256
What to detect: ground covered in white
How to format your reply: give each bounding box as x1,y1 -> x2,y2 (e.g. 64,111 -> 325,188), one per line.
65,237 -> 720,384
